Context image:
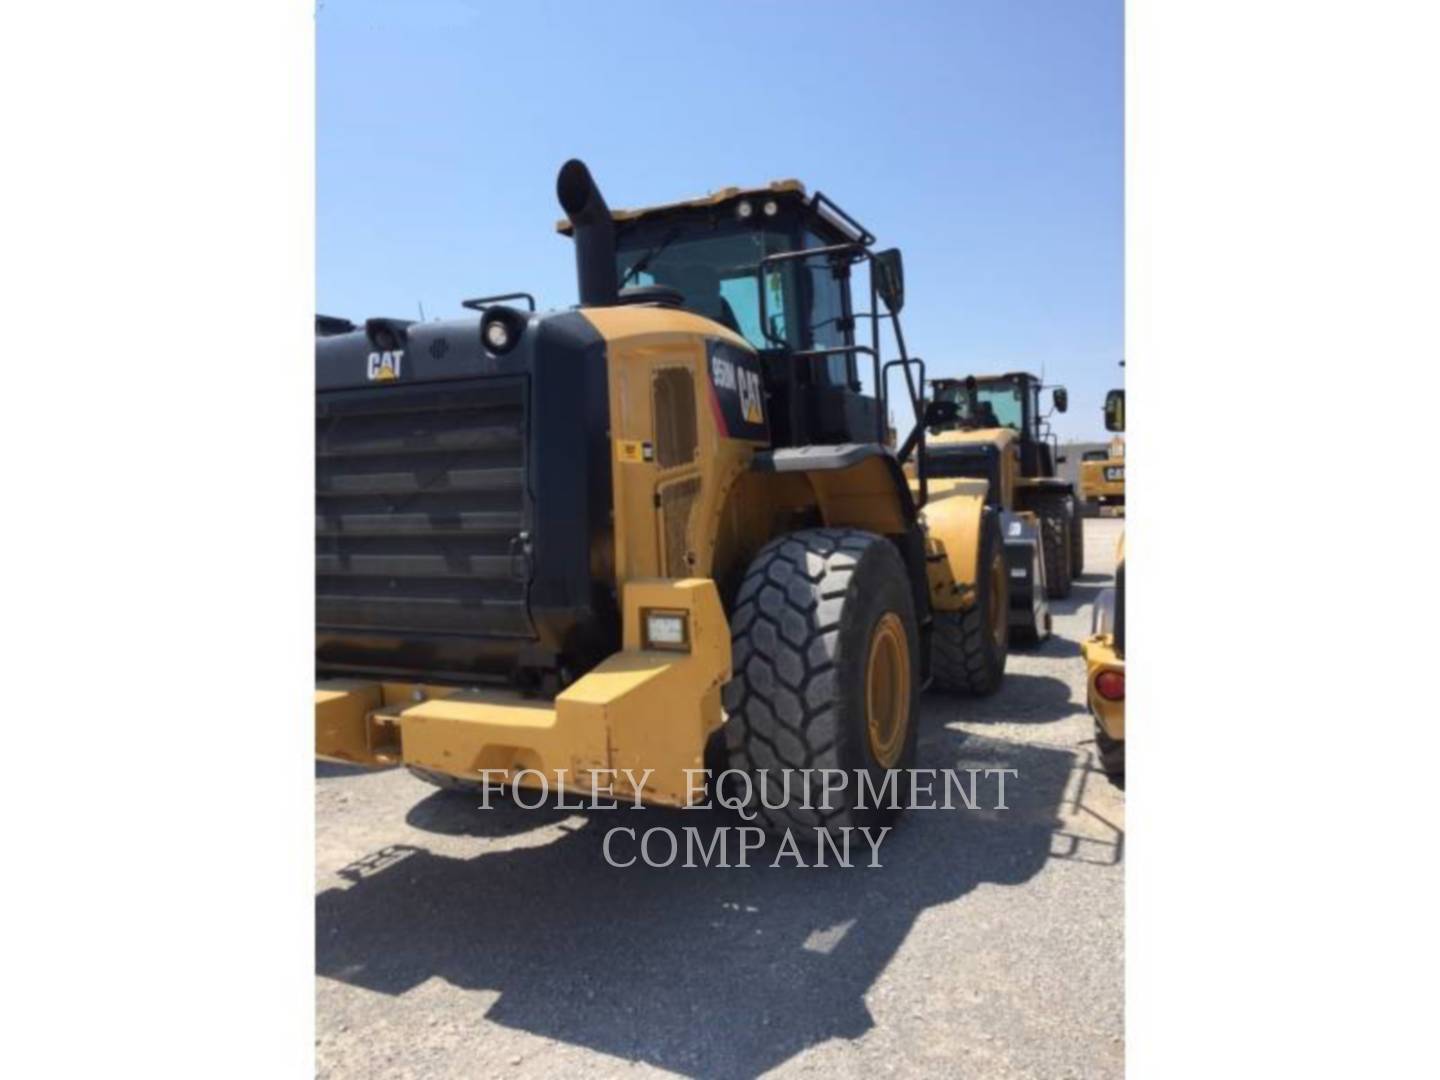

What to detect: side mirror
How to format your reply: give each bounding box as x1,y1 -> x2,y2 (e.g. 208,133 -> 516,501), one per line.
923,399 -> 959,428
1104,389 -> 1126,432
1057,453 -> 1068,464
1052,387 -> 1068,413
874,248 -> 905,314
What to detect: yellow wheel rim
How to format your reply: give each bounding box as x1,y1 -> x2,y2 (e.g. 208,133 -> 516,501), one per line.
865,612 -> 911,768
989,550 -> 1008,648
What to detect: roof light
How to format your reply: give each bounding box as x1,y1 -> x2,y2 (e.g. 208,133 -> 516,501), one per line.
736,200 -> 754,220
762,199 -> 779,217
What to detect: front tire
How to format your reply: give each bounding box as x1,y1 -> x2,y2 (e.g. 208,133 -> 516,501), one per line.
722,528 -> 920,835
932,508 -> 1008,695
1069,500 -> 1085,577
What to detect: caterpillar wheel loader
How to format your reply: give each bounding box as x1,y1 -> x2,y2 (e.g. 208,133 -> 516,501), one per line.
314,160 -> 1009,836
1082,388 -> 1126,784
1079,363 -> 1126,515
920,372 -> 1082,644
1079,430 -> 1125,516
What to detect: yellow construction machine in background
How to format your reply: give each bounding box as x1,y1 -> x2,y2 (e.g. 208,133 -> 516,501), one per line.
1082,388 -> 1125,785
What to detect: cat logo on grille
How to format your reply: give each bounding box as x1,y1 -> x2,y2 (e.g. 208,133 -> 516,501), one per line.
366,350 -> 404,382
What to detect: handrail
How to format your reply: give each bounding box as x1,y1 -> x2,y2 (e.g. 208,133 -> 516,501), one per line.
462,292 -> 538,313
751,241 -> 934,508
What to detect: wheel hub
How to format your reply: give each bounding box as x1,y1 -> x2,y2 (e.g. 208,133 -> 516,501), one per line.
865,612 -> 911,767
989,551 -> 1008,648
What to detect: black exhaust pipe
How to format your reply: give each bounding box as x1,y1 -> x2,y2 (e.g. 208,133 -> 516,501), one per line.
556,158 -> 619,307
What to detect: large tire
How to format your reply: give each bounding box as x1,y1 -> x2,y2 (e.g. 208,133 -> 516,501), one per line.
1031,494 -> 1073,599
932,508 -> 1008,695
722,528 -> 920,835
1069,500 -> 1085,577
1095,721 -> 1125,787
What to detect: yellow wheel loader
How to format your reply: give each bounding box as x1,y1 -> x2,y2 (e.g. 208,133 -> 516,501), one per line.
1079,364 -> 1125,514
1079,428 -> 1125,516
919,373 -> 1082,643
1082,389 -> 1125,784
315,160 -> 1008,834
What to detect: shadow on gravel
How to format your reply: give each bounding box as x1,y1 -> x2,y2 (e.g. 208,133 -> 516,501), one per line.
927,672 -> 1082,725
316,724 -> 1116,1079
1048,580 -> 1106,620
316,761 -> 393,780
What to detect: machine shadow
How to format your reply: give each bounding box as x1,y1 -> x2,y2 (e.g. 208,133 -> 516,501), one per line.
316,760 -> 391,780
316,726 -> 1094,1079
1049,580 -> 1106,619
927,672 -> 1082,725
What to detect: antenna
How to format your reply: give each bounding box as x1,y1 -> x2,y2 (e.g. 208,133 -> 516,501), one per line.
417,300 -> 427,322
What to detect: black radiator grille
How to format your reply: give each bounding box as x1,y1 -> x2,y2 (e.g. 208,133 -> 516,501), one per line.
316,378 -> 534,645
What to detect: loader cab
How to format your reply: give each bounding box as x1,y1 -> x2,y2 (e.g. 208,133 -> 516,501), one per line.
932,372 -> 1067,479
580,183 -> 889,448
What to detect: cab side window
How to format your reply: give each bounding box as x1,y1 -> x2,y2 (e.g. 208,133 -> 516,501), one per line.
805,232 -> 852,386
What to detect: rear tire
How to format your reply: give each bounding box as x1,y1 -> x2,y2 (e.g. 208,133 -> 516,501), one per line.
722,527 -> 920,835
1095,721 -> 1125,787
932,509 -> 1008,695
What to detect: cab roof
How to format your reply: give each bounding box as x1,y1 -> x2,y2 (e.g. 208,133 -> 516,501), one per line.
555,178 -> 870,249
932,371 -> 1041,386
555,179 -> 807,235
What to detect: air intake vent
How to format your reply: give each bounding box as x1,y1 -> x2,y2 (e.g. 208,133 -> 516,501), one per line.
658,476 -> 701,577
652,366 -> 698,469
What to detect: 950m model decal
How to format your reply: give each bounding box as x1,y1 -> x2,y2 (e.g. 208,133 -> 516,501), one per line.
706,340 -> 767,441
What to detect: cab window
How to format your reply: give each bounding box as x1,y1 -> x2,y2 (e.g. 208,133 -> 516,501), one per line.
975,383 -> 1024,429
614,222 -> 852,379
616,226 -> 795,352
804,231 -> 851,386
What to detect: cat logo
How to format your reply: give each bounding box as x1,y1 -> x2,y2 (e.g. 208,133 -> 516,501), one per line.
708,341 -> 768,441
738,367 -> 764,424
366,350 -> 403,382
710,350 -> 764,423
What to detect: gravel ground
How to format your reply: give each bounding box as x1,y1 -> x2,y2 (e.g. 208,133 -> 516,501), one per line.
316,518 -> 1126,1079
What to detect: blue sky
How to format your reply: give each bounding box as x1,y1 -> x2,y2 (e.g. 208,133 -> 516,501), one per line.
318,0 -> 1122,440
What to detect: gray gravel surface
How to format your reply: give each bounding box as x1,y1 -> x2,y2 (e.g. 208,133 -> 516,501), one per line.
316,518 -> 1126,1079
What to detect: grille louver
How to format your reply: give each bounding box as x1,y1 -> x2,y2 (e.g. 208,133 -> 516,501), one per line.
316,379 -> 534,654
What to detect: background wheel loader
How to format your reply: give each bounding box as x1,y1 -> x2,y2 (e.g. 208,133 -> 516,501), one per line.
1083,388 -> 1125,785
1079,376 -> 1125,515
1079,435 -> 1125,515
315,160 -> 1009,835
919,372 -> 1083,644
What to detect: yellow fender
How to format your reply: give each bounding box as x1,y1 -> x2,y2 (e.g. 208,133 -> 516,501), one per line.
914,476 -> 990,612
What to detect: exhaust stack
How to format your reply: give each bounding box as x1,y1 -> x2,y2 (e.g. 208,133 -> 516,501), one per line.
556,158 -> 619,307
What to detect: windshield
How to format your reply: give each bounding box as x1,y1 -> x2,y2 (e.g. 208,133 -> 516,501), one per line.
973,380 -> 1024,430
614,222 -> 851,381
617,226 -> 792,349
930,382 -> 976,425
931,378 -> 1024,431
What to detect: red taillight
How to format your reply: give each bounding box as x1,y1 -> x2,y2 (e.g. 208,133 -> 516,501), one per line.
1095,670 -> 1125,701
